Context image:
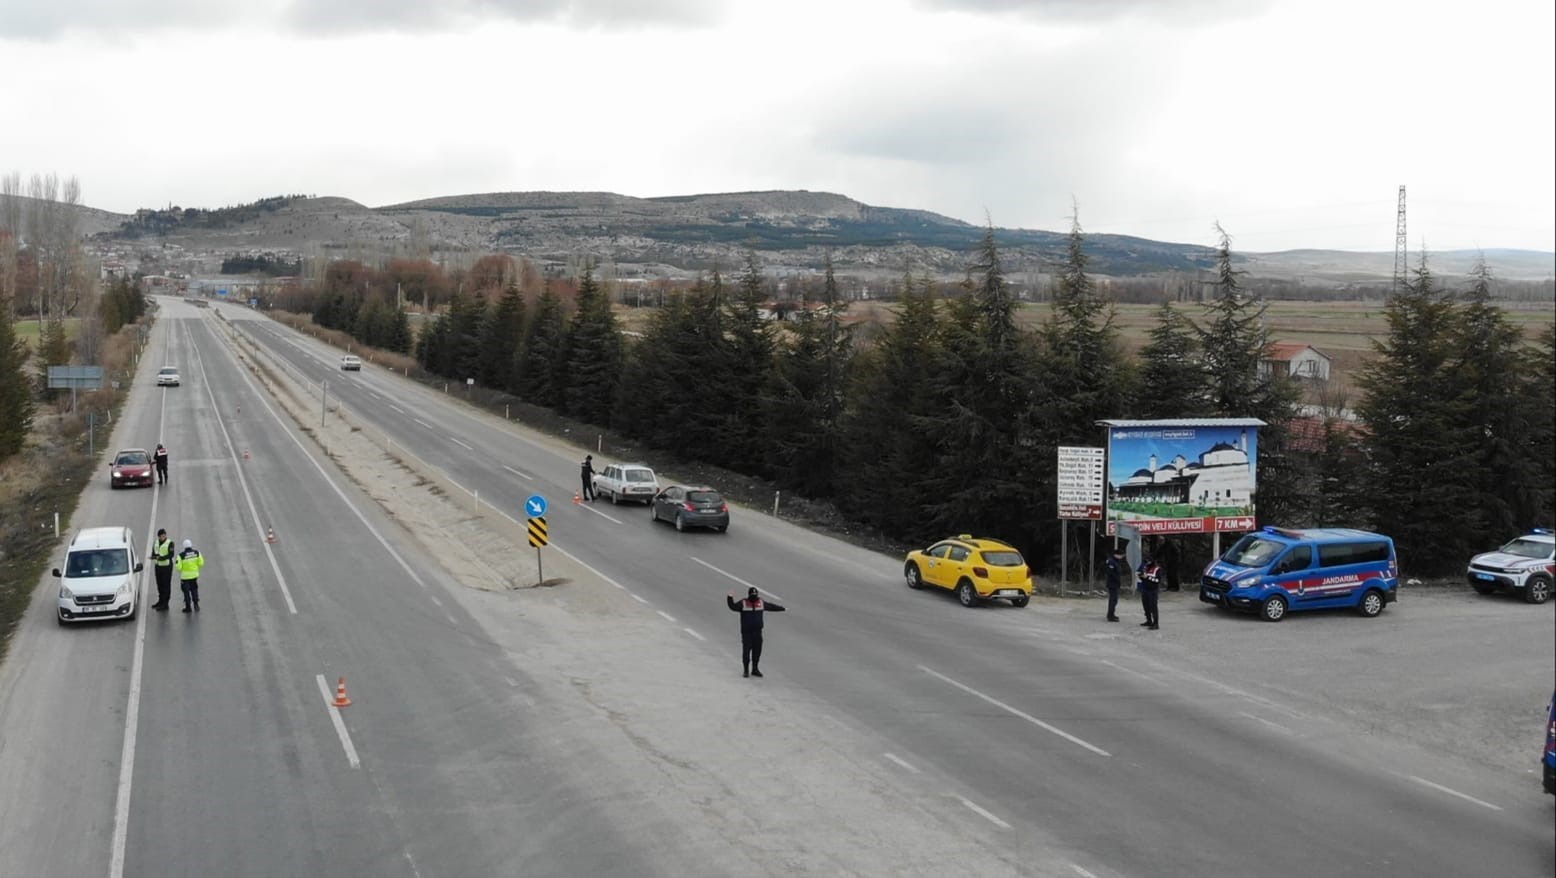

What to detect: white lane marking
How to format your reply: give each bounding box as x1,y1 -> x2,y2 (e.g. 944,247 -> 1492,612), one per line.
390,404 -> 405,414
368,391 -> 381,399
429,595 -> 443,608
502,465 -> 531,480
503,677 -> 519,688
110,359 -> 170,878
957,796 -> 1010,829
1100,659 -> 1159,683
1238,712 -> 1293,734
656,611 -> 677,623
683,628 -> 705,641
1406,775 -> 1502,811
443,611 -> 459,626
919,665 -> 1110,757
1171,669 -> 1306,720
189,322 -> 299,615
1070,865 -> 1100,878
883,753 -> 920,774
690,556 -> 784,602
448,436 -> 473,450
629,593 -> 649,605
314,674 -> 362,768
219,328 -> 441,606
580,503 -> 623,523
414,418 -> 433,429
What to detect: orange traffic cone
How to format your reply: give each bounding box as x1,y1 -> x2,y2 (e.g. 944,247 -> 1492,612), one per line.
573,491 -> 581,505
243,448 -> 250,460
266,527 -> 277,544
332,677 -> 352,707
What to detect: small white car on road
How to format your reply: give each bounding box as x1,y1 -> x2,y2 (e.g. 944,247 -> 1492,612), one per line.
340,355 -> 362,371
53,526 -> 143,624
593,463 -> 659,505
156,366 -> 180,386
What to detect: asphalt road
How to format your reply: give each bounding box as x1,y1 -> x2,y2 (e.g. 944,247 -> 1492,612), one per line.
1,297 -> 1551,877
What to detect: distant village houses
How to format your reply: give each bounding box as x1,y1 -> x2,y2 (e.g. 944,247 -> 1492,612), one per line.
1260,342 -> 1331,382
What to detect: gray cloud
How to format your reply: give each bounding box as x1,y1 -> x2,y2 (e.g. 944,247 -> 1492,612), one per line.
0,0 -> 722,39
913,0 -> 1268,23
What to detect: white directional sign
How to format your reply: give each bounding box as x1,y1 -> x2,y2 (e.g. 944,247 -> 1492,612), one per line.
1057,446 -> 1106,520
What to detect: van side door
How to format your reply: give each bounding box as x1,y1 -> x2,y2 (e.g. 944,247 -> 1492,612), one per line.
1270,545 -> 1316,604
1314,541 -> 1392,607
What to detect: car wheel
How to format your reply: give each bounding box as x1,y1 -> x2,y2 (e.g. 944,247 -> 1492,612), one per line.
1525,575 -> 1552,604
905,564 -> 923,590
1471,582 -> 1495,595
1357,588 -> 1384,617
1260,594 -> 1287,622
957,580 -> 979,608
675,512 -> 686,532
1011,595 -> 1030,608
716,524 -> 728,534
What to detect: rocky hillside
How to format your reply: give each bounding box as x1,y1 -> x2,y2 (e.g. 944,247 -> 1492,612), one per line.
66,189 -> 1556,284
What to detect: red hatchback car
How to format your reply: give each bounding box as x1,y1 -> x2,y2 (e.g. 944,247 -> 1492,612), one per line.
110,449 -> 154,489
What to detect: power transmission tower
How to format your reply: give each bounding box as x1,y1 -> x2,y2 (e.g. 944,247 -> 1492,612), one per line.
1391,185 -> 1407,295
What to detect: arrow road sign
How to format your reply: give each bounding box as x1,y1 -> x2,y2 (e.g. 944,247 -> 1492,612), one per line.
525,494 -> 548,517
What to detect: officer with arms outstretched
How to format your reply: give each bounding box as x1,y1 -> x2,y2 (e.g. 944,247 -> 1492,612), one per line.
726,586 -> 787,678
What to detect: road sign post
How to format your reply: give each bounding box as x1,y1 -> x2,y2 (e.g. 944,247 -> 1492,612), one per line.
526,514 -> 549,586
1057,446 -> 1106,586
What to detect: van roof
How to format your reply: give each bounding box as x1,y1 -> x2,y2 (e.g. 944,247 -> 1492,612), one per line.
71,527 -> 132,550
1260,526 -> 1392,544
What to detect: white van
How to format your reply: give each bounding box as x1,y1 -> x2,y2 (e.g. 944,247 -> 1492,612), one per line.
340,355 -> 362,371
53,527 -> 143,624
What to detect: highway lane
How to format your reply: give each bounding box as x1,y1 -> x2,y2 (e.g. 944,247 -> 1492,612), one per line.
225,301 -> 1556,877
0,306 -> 703,877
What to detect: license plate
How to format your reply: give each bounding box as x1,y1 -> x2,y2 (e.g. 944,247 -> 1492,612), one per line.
79,605 -> 108,613
996,589 -> 1021,596
1204,592 -> 1220,601
1474,573 -> 1494,581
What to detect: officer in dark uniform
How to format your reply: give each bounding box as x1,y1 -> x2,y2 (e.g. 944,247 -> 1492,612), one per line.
151,528 -> 175,610
726,586 -> 787,677
1137,553 -> 1162,630
1104,544 -> 1126,622
580,454 -> 595,501
153,444 -> 169,484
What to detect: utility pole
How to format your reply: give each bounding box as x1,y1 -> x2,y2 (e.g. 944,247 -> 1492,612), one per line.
1391,185 -> 1407,296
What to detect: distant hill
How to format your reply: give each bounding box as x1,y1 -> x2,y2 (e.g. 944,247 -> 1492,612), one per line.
55,189 -> 1556,284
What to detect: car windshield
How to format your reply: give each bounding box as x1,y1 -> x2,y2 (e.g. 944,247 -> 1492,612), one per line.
687,490 -> 722,504
67,549 -> 130,578
116,451 -> 149,466
159,368 -> 176,375
1223,536 -> 1286,568
980,550 -> 1024,567
1499,537 -> 1555,559
625,470 -> 655,483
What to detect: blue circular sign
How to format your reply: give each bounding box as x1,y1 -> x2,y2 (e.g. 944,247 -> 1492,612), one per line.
525,494 -> 548,517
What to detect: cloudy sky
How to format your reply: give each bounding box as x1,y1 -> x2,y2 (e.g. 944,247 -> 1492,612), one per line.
3,0 -> 1552,252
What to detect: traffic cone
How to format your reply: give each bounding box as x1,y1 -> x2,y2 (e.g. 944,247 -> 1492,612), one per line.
573,491 -> 582,505
266,527 -> 277,544
332,677 -> 352,707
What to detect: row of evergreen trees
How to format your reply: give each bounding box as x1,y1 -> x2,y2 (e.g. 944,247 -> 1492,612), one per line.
397,224 -> 1551,576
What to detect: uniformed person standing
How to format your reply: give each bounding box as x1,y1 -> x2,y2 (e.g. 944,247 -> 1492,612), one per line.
1104,544 -> 1126,622
726,587 -> 786,677
1137,553 -> 1162,630
580,454 -> 596,501
177,539 -> 205,613
151,528 -> 175,610
153,444 -> 169,484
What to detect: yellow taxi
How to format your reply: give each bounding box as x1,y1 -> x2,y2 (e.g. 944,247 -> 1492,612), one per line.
903,535 -> 1032,608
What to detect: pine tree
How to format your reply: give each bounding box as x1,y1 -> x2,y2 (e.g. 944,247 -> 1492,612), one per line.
0,305 -> 32,458
562,266 -> 624,426
1355,257 -> 1483,572
1196,225 -> 1302,523
1523,324 -> 1556,528
1451,259 -> 1546,537
765,258 -> 853,498
837,272 -> 944,539
919,228 -> 1041,550
479,282 -> 526,392
1136,302 -> 1207,418
716,252 -> 776,474
34,316 -> 70,393
388,307 -> 412,355
516,282 -> 566,409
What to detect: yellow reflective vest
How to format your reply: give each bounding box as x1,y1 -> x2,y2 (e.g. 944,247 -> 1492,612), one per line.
153,538 -> 174,567
177,549 -> 204,581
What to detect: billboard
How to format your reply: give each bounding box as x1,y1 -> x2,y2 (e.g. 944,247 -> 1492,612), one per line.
1100,419 -> 1263,535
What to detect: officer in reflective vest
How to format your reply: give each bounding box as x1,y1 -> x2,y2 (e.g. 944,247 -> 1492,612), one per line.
151,528 -> 175,610
177,539 -> 205,613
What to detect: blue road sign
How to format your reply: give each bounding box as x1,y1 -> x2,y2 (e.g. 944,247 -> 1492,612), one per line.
525,495 -> 548,517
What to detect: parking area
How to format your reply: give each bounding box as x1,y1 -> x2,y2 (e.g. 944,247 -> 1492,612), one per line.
1038,584 -> 1555,783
